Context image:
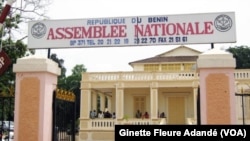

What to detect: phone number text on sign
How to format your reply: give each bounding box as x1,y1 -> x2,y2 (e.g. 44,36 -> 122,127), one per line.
70,38 -> 130,46
134,36 -> 188,44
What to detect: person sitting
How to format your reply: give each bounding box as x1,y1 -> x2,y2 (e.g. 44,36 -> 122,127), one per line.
104,110 -> 112,118
112,112 -> 116,119
160,112 -> 166,118
143,112 -> 149,119
98,111 -> 104,118
93,110 -> 97,118
90,110 -> 95,119
135,110 -> 142,118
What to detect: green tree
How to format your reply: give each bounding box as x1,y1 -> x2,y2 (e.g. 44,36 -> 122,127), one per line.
0,0 -> 52,121
0,14 -> 31,97
0,0 -> 52,97
49,54 -> 87,122
67,65 -> 87,119
58,65 -> 87,119
57,64 -> 86,90
50,53 -> 67,78
226,45 -> 250,69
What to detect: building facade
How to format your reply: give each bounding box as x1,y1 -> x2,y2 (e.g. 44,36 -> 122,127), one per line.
78,45 -> 250,141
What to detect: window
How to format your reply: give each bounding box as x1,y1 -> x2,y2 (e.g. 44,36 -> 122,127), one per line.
144,64 -> 159,71
144,63 -> 195,71
183,63 -> 195,71
161,64 -> 181,71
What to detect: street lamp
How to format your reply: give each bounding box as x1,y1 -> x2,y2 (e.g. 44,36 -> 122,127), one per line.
235,87 -> 250,125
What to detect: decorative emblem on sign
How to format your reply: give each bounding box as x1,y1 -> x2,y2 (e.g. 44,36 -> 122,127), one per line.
0,50 -> 11,76
31,22 -> 47,38
214,14 -> 232,32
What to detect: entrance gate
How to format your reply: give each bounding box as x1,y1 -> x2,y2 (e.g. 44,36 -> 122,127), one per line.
0,95 -> 15,141
197,87 -> 201,125
52,88 -> 76,141
235,92 -> 250,125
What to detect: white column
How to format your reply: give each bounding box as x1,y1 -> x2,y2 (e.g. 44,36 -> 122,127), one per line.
115,84 -> 124,119
81,89 -> 91,119
150,82 -> 158,119
193,87 -> 198,122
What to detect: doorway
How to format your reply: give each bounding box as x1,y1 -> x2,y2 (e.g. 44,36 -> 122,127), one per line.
167,96 -> 185,124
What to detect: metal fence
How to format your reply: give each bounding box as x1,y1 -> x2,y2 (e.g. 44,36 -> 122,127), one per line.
52,89 -> 76,141
0,95 -> 15,141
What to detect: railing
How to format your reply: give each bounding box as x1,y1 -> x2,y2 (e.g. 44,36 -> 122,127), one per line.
126,118 -> 152,125
87,118 -> 197,130
88,118 -> 161,130
82,69 -> 250,82
82,71 -> 200,81
87,117 -> 250,129
234,69 -> 250,79
90,119 -> 115,130
86,117 -> 250,130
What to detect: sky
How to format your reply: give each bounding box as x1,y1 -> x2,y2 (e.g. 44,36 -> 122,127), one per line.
32,0 -> 250,76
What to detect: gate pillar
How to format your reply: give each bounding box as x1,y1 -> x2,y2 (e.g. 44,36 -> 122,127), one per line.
197,48 -> 236,124
13,56 -> 61,141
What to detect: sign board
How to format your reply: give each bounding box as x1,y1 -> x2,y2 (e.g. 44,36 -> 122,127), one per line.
28,12 -> 236,49
0,50 -> 11,76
